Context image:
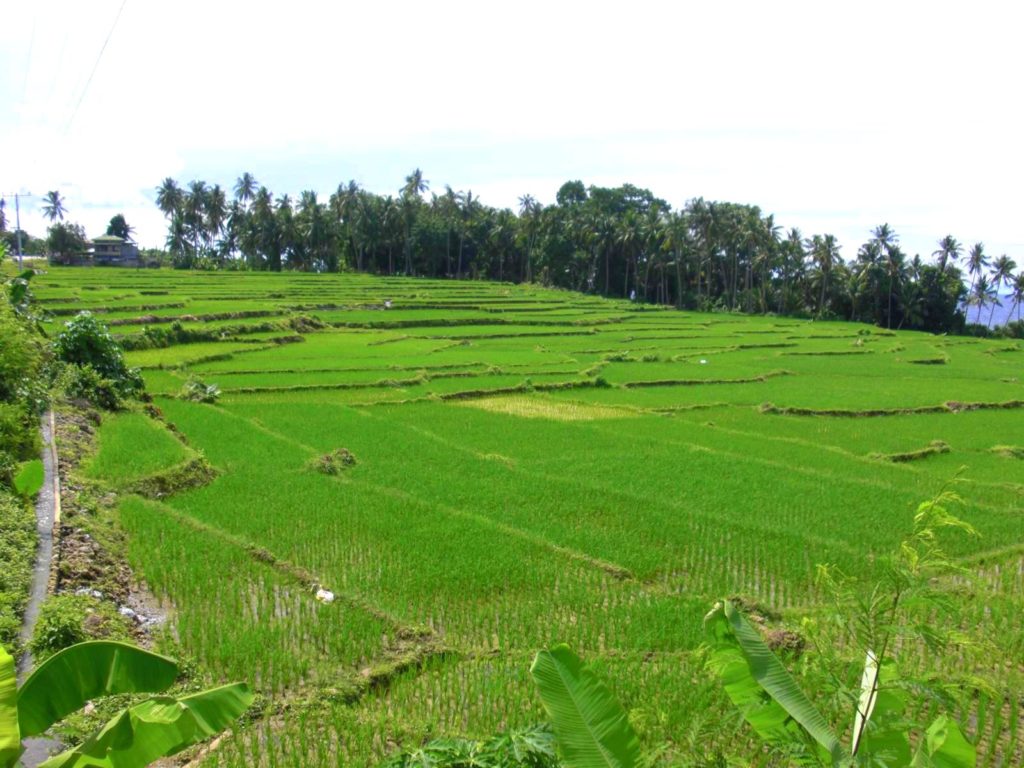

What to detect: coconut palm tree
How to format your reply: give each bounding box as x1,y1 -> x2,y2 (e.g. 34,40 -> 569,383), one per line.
518,194 -> 541,283
662,211 -> 691,308
990,254 -> 1017,326
402,168 -> 429,200
165,214 -> 188,260
233,172 -> 258,207
42,190 -> 67,222
852,240 -> 885,324
276,194 -> 297,269
752,214 -> 781,313
807,234 -> 841,318
456,190 -> 479,279
685,198 -> 714,305
183,181 -> 208,260
250,187 -> 280,271
206,184 -> 228,254
1008,273 -> 1024,323
156,178 -> 183,220
932,235 -> 962,274
399,169 -> 429,274
966,242 -> 988,300
615,210 -> 643,299
775,228 -> 802,314
870,224 -> 903,329
332,180 -> 364,271
969,274 -> 996,325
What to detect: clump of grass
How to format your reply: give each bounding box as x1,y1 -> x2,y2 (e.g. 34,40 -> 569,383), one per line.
124,455 -> 218,497
990,445 -> 1024,459
30,593 -> 133,660
869,440 -> 950,463
311,448 -> 358,474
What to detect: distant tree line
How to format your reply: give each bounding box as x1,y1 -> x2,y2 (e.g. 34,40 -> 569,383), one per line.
152,171 -> 1024,334
10,175 -> 1023,334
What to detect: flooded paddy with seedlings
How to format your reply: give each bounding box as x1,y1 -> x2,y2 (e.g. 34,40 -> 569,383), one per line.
34,268 -> 1024,766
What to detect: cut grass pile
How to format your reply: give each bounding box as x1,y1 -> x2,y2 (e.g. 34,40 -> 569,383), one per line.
32,267 -> 1024,767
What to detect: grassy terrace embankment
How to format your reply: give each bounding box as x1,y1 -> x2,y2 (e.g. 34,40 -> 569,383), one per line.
35,268 -> 1024,766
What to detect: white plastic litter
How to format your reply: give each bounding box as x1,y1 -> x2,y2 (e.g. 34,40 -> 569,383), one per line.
315,588 -> 335,603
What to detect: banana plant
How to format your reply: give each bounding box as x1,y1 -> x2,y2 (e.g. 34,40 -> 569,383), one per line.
704,599 -> 975,768
0,641 -> 252,768
12,461 -> 43,500
529,644 -> 640,768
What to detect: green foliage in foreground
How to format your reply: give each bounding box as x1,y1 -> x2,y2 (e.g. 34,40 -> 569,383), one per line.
11,461 -> 42,500
531,646 -> 641,768
530,624 -> 974,768
523,495 -> 980,768
53,313 -> 143,406
381,724 -> 559,768
0,641 -> 251,768
0,296 -> 44,469
0,491 -> 33,649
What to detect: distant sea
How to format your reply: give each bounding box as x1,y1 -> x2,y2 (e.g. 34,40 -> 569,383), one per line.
962,295 -> 1020,328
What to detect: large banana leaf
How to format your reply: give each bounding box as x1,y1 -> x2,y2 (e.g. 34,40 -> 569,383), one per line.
704,600 -> 846,766
530,645 -> 640,768
37,683 -> 253,768
13,460 -> 44,498
18,642 -> 178,737
0,646 -> 21,768
910,716 -> 975,768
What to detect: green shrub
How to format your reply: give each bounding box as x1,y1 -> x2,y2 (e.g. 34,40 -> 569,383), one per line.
30,595 -> 90,658
54,362 -> 126,410
0,488 -> 34,647
0,403 -> 39,464
29,594 -> 133,660
0,450 -> 15,488
53,312 -> 143,401
0,301 -> 43,406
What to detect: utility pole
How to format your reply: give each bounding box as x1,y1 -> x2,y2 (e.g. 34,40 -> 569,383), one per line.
1,191 -> 34,269
15,194 -> 24,269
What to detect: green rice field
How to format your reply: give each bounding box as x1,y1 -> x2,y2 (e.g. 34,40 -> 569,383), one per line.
35,268 -> 1024,766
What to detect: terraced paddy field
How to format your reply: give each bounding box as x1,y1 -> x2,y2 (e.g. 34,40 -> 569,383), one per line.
35,268 -> 1024,766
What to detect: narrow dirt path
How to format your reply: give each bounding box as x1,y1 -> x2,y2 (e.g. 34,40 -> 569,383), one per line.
17,410 -> 63,765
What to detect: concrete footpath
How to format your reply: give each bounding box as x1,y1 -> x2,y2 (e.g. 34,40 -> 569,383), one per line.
17,410 -> 63,765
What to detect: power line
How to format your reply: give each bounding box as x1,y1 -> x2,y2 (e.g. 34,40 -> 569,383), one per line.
65,0 -> 129,133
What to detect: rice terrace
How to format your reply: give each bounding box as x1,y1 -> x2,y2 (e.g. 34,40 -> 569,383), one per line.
19,267 -> 1024,765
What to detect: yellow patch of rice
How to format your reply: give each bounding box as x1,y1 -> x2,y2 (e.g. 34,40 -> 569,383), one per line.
457,395 -> 631,421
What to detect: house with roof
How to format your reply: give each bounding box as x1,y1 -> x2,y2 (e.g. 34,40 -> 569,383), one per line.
92,235 -> 140,266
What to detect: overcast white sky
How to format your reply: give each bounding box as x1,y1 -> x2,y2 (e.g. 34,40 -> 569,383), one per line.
1,0 -> 1021,267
